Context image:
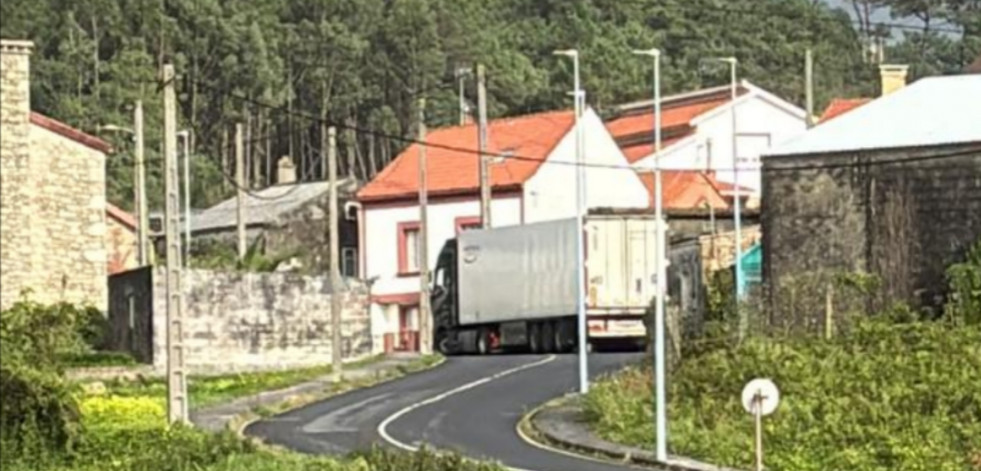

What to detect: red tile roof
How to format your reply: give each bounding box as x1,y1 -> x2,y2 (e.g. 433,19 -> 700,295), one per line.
819,98 -> 872,123
620,131 -> 696,163
30,112 -> 112,153
638,171 -> 730,210
710,177 -> 756,195
606,86 -> 750,164
358,110 -> 575,202
106,203 -> 137,230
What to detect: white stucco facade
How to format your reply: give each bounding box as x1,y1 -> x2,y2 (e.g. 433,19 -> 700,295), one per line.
361,107 -> 648,352
632,86 -> 807,193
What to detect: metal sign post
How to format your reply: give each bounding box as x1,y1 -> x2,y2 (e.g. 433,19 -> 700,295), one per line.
741,378 -> 780,471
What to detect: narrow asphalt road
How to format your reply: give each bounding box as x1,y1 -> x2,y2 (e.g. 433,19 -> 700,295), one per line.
246,352 -> 644,471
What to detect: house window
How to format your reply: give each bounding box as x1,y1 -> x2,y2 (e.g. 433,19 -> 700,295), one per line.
455,216 -> 482,235
341,247 -> 358,278
398,222 -> 422,275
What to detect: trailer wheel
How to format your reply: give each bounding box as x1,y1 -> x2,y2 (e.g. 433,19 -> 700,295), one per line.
528,323 -> 541,354
553,322 -> 566,353
435,329 -> 453,355
476,328 -> 490,355
541,322 -> 555,353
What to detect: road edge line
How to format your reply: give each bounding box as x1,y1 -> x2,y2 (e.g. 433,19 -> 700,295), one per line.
514,395 -> 649,470
377,355 -> 556,469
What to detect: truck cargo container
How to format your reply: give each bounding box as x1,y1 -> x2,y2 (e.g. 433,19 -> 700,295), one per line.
430,215 -> 663,354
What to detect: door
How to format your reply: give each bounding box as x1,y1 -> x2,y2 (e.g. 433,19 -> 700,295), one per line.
626,218 -> 656,308
397,306 -> 419,351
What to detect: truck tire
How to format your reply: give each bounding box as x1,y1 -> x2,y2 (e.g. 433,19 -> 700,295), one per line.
553,322 -> 567,353
476,328 -> 490,355
542,322 -> 555,353
528,323 -> 541,354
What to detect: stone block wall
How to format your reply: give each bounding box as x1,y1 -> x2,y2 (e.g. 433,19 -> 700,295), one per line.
0,39 -> 108,311
0,40 -> 34,309
109,268 -> 372,374
762,143 -> 981,324
30,124 -> 108,310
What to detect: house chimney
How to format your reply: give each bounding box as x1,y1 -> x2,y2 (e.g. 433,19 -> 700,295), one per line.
879,64 -> 909,97
0,39 -> 36,309
277,156 -> 296,184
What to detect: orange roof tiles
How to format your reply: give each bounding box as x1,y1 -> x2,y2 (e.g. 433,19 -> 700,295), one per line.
106,203 -> 137,229
30,112 -> 112,153
358,110 -> 575,202
620,131 -> 695,163
606,98 -> 730,140
819,98 -> 872,123
638,171 -> 730,210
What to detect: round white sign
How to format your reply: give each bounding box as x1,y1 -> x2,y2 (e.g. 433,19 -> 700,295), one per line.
741,378 -> 780,416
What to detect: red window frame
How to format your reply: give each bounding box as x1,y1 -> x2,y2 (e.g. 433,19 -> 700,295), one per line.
397,221 -> 421,276
454,216 -> 482,235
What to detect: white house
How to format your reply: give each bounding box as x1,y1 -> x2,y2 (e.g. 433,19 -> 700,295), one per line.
606,81 -> 808,195
357,107 -> 649,352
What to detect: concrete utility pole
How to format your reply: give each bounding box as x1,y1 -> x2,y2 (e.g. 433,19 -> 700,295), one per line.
476,64 -> 491,229
134,100 -> 149,266
554,48 -> 589,394
417,98 -> 432,355
162,63 -> 188,424
805,49 -> 815,128
235,123 -> 246,259
724,57 -> 746,336
633,46 -> 668,463
328,126 -> 344,382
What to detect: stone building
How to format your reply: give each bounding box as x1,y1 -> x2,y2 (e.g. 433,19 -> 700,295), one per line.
188,157 -> 360,275
106,203 -> 139,275
762,73 -> 981,325
1,39 -> 111,311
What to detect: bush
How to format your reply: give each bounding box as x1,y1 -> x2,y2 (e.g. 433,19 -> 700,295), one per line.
584,318 -> 981,471
0,300 -> 89,464
946,238 -> 981,326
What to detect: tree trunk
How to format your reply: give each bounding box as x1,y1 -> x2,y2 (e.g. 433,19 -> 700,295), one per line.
221,126 -> 229,192
345,116 -> 357,181
367,135 -> 378,179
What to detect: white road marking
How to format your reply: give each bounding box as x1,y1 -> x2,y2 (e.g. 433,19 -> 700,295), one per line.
377,355 -> 557,471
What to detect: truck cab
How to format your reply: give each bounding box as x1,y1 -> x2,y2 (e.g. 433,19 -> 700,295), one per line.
430,239 -> 460,353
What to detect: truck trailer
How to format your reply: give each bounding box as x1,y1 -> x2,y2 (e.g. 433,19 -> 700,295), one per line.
430,214 -> 662,355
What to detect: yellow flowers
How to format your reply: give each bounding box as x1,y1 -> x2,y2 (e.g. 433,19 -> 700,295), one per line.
79,395 -> 166,430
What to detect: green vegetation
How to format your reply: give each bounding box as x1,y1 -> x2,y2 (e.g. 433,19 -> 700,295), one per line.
584,317 -> 981,470
99,354 -> 385,408
1,300 -> 470,471
946,238 -> 981,326
2,0 -> 976,211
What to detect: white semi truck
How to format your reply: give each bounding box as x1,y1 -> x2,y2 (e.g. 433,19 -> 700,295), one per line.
430,214 -> 662,354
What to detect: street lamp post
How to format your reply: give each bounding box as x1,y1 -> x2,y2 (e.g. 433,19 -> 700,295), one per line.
554,48 -> 589,394
97,110 -> 148,267
704,56 -> 744,334
633,47 -> 668,462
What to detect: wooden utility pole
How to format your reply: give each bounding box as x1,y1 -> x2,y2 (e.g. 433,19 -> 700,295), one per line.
805,49 -> 815,128
417,98 -> 432,355
328,126 -> 343,381
134,100 -> 149,266
235,123 -> 246,259
824,282 -> 834,340
162,64 -> 188,424
476,64 -> 491,229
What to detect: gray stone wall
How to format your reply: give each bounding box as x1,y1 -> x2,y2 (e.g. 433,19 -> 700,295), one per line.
110,268 -> 371,374
762,143 -> 981,324
0,40 -> 34,309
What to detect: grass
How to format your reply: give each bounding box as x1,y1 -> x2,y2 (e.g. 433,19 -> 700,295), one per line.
60,351 -> 139,368
581,319 -> 981,471
95,353 -> 396,408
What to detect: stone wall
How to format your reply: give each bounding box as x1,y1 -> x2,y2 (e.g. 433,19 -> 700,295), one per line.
30,124 -> 108,310
762,143 -> 981,324
107,213 -> 139,275
109,267 -> 372,374
0,39 -> 108,311
0,40 -> 34,309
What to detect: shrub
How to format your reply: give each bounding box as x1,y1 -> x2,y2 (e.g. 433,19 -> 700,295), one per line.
946,238 -> 981,326
584,318 -> 981,471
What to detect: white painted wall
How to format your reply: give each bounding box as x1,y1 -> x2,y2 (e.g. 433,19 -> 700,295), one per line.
363,196 -> 522,299
524,108 -> 649,223
632,92 -> 807,193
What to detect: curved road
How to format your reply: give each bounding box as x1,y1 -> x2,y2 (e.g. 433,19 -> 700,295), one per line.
246,353 -> 644,471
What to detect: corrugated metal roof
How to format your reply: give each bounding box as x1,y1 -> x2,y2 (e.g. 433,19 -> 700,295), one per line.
191,179 -> 356,233
769,74 -> 981,157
